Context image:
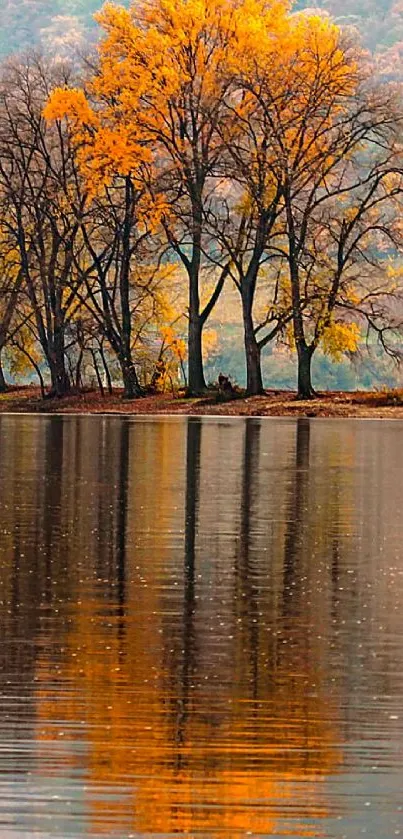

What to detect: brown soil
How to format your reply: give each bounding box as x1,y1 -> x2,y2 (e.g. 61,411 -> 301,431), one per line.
1,385 -> 403,418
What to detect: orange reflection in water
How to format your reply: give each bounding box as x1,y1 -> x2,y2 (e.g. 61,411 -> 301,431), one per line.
33,589 -> 340,837
26,418 -> 347,835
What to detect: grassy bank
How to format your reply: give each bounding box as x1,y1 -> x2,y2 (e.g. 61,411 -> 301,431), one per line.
1,385 -> 403,418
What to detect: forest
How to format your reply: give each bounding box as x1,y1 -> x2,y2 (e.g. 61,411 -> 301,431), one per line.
1,0 -> 403,399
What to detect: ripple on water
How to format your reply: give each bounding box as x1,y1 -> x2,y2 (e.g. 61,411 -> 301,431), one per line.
0,415 -> 402,837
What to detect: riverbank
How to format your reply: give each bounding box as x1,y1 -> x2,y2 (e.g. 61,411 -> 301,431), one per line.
1,385 -> 403,417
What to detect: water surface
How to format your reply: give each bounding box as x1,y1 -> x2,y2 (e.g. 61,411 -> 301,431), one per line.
0,415 -> 402,838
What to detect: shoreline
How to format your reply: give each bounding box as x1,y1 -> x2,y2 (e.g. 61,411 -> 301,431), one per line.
2,386 -> 403,419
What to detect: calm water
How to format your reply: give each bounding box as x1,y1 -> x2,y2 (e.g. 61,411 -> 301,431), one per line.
0,415 -> 402,838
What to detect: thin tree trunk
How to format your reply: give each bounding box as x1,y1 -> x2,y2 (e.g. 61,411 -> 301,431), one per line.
285,193 -> 315,401
242,300 -> 263,396
242,288 -> 263,396
117,177 -> 142,400
187,193 -> 207,395
179,354 -> 187,389
99,345 -> 113,395
13,341 -> 46,398
0,351 -> 7,392
187,314 -> 206,395
91,349 -> 105,396
297,344 -> 315,399
75,349 -> 84,391
37,367 -> 46,400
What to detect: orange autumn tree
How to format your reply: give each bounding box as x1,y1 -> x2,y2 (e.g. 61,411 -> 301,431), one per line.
44,0 -> 292,395
43,82 -> 166,397
44,0 -> 403,398
229,10 -> 403,396
213,11 -> 358,396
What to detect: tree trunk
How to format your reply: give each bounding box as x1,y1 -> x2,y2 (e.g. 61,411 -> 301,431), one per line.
242,297 -> 263,396
297,344 -> 315,399
75,349 -> 84,391
50,370 -> 71,397
186,197 -> 208,395
285,206 -> 315,400
99,345 -> 113,395
47,325 -> 71,398
37,366 -> 46,400
91,349 -> 105,397
121,358 -> 142,399
187,315 -> 207,395
118,177 -> 142,401
49,357 -> 71,398
0,351 -> 7,392
12,340 -> 46,399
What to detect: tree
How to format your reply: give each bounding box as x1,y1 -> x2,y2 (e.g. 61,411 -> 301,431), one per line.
1,1 -> 403,402
235,11 -> 403,395
44,49 -> 172,397
288,165 -> 403,386
45,0 -> 274,394
0,56 -> 87,396
205,138 -> 288,394
75,179 -> 158,398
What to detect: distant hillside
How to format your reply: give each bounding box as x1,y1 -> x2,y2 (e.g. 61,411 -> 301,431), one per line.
1,0 -> 403,71
313,0 -> 403,75
0,0 -> 104,58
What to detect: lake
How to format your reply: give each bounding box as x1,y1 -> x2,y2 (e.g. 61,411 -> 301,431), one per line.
0,415 -> 402,838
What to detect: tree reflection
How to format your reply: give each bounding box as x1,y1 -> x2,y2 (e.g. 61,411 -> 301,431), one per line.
5,417 -> 402,836
116,420 -> 129,628
237,419 -> 261,700
282,418 -> 311,620
29,417 -> 341,835
173,418 -> 201,766
43,417 -> 65,605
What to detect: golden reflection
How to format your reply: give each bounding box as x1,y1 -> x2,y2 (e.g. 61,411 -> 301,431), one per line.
1,416 -> 402,836
29,418 -> 341,836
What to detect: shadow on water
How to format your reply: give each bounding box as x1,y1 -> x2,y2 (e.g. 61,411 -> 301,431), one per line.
0,414 -> 402,837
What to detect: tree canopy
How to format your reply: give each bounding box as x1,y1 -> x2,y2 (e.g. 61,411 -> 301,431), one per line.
0,0 -> 403,398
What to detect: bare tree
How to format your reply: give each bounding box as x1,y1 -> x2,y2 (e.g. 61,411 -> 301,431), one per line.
0,55 -> 86,396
